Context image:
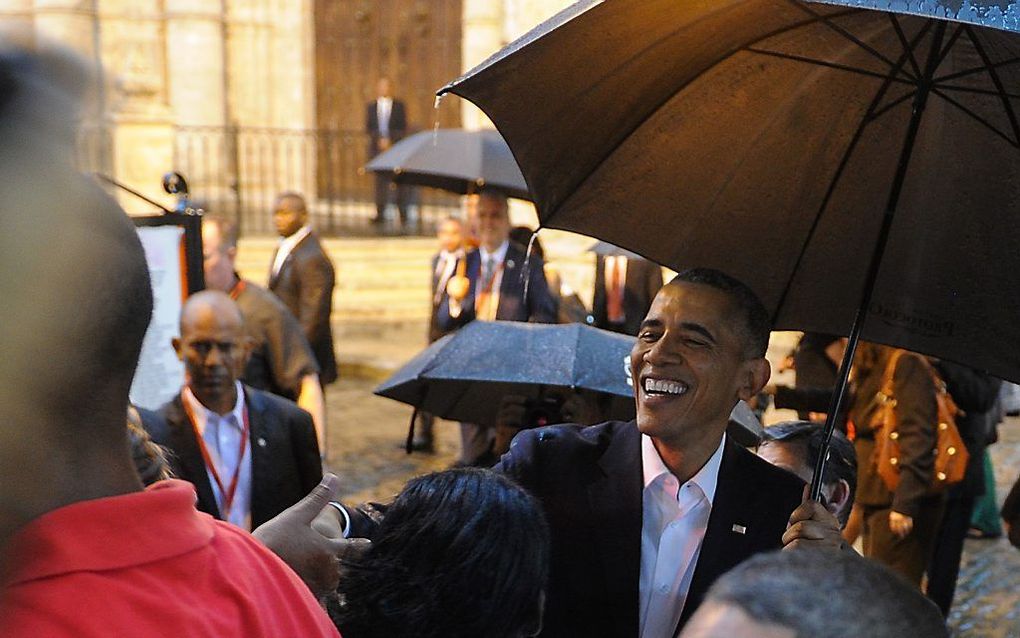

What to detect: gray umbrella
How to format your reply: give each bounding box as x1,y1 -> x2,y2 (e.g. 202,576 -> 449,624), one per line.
365,128 -> 530,200
438,0 -> 1020,496
375,320 -> 634,426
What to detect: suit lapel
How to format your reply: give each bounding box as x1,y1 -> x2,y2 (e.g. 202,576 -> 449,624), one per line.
165,396 -> 221,519
245,387 -> 272,527
678,440 -> 759,630
586,422 -> 643,637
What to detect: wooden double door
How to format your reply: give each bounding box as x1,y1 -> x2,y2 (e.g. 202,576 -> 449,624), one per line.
315,0 -> 463,200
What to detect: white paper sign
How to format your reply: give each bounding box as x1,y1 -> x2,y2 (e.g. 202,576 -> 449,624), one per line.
130,225 -> 186,410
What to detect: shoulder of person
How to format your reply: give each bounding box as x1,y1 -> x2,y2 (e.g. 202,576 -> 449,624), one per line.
729,440 -> 805,494
892,351 -> 934,385
509,420 -> 631,459
244,385 -> 305,419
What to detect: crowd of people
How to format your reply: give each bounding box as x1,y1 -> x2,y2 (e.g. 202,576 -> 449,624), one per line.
0,41 -> 1009,638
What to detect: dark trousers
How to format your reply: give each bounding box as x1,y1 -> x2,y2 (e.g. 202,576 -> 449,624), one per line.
374,174 -> 411,225
926,496 -> 976,615
861,496 -> 946,586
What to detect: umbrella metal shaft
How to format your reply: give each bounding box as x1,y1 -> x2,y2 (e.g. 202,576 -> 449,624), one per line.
810,20 -> 947,501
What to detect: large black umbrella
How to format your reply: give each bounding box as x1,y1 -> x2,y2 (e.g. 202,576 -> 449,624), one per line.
375,320 -> 633,426
365,128 -> 530,200
439,0 -> 1020,496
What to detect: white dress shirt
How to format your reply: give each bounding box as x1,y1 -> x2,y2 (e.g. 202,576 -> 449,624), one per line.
639,433 -> 725,638
182,381 -> 253,531
271,224 -> 311,278
434,249 -> 462,305
376,97 -> 393,137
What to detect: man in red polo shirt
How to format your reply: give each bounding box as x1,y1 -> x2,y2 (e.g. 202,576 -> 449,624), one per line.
0,44 -> 339,638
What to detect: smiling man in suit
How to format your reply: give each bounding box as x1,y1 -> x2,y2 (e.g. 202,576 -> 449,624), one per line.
268,192 -> 338,389
435,189 -> 557,464
335,268 -> 843,636
149,291 -> 323,531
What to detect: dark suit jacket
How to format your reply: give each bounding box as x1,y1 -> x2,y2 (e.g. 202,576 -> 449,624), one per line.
592,256 -> 663,335
366,98 -> 408,157
435,242 -> 557,332
148,385 -> 323,529
268,232 -> 338,384
345,420 -> 803,637
427,251 -> 465,343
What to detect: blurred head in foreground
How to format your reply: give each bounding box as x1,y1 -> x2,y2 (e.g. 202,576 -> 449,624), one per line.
0,41 -> 153,568
757,420 -> 856,527
679,549 -> 947,638
331,468 -> 549,638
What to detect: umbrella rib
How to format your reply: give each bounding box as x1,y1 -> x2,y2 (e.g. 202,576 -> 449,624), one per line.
930,87 -> 1020,149
771,28 -> 925,322
935,84 -> 1020,99
869,89 -> 918,120
936,23 -> 966,66
935,54 -> 1020,83
783,0 -> 916,81
962,25 -> 1020,148
888,14 -> 922,78
549,9 -> 862,226
744,47 -> 913,83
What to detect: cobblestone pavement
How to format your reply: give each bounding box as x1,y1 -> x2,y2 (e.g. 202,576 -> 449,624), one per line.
949,418 -> 1020,637
325,378 -> 1020,635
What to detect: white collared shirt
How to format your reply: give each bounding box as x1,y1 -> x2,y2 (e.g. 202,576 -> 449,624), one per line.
377,97 -> 393,137
434,249 -> 463,304
639,433 -> 725,638
271,224 -> 311,278
182,381 -> 253,531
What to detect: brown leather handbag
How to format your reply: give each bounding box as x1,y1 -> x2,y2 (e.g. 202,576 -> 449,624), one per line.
872,350 -> 969,492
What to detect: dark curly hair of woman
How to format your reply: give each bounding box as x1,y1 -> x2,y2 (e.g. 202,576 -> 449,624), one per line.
329,468 -> 549,638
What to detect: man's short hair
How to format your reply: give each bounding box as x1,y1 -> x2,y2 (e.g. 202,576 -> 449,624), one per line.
673,268 -> 771,358
761,420 -> 857,526
203,215 -> 238,250
699,549 -> 947,638
477,187 -> 509,213
275,191 -> 307,212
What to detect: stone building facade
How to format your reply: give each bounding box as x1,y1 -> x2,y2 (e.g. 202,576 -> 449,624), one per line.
0,0 -> 570,222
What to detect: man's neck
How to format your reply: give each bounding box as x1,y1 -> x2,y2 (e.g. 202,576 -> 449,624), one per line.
652,427 -> 725,484
481,238 -> 506,253
192,384 -> 238,416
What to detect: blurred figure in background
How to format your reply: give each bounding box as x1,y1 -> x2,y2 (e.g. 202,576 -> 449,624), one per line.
203,215 -> 326,449
850,343 -> 944,586
268,192 -> 338,394
366,77 -> 412,230
926,362 -> 1000,615
591,252 -> 663,336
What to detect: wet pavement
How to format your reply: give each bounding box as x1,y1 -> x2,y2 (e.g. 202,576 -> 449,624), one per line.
324,377 -> 1020,635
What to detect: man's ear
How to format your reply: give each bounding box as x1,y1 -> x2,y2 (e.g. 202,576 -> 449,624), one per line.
235,335 -> 255,370
737,357 -> 771,401
172,337 -> 183,361
828,479 -> 852,518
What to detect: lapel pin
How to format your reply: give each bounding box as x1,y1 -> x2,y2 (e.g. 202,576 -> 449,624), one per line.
257,437 -> 267,448
731,524 -> 747,535
507,259 -> 515,269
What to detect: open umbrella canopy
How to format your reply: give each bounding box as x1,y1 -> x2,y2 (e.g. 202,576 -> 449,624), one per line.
439,0 -> 1020,385
364,128 -> 530,200
375,320 -> 634,425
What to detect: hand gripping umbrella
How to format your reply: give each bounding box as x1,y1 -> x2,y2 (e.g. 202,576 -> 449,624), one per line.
438,0 -> 1020,499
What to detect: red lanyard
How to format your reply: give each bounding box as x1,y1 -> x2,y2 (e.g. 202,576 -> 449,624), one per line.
183,398 -> 250,520
229,279 -> 247,301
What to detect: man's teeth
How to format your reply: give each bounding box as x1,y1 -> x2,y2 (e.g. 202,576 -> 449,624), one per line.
643,379 -> 687,396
